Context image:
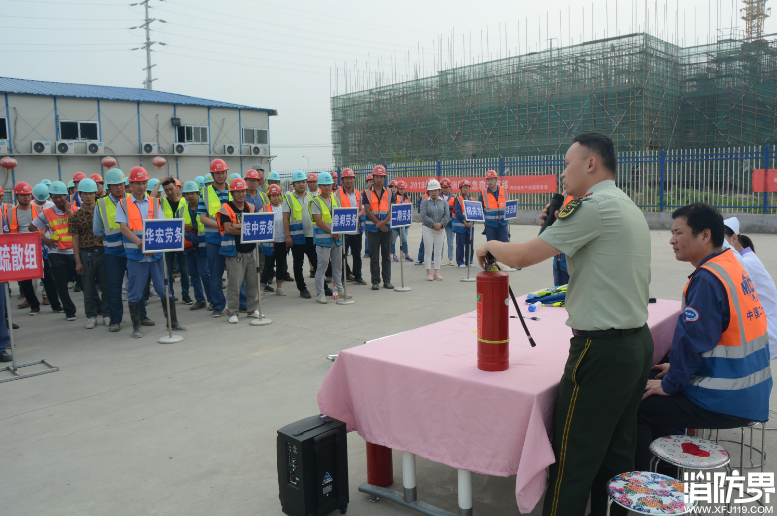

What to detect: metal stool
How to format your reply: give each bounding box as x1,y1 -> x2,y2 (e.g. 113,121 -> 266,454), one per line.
649,435 -> 731,480
706,422 -> 767,472
606,471 -> 696,515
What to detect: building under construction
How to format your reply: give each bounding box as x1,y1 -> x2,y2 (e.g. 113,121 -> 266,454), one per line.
331,31 -> 777,166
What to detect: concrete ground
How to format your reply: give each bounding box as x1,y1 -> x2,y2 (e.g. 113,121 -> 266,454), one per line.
2,224 -> 776,516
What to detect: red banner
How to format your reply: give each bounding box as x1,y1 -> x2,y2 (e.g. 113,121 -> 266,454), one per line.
0,233 -> 44,282
752,169 -> 777,192
400,175 -> 558,194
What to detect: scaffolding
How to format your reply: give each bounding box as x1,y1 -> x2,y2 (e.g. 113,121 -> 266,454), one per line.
331,32 -> 777,167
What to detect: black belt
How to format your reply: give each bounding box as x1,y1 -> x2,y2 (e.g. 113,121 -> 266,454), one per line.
572,327 -> 641,339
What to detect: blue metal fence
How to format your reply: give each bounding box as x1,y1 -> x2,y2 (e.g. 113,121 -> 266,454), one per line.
277,146 -> 777,214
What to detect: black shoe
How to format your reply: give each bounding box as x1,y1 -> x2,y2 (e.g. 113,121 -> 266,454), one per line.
162,299 -> 186,331
12,323 -> 19,329
181,295 -> 194,305
212,309 -> 223,318
309,272 -> 315,278
324,286 -> 333,297
372,283 -> 380,290
346,274 -> 355,282
109,323 -> 121,332
383,282 -> 394,289
29,307 -> 40,316
73,285 -> 82,293
300,289 -> 312,299
0,350 -> 12,362
190,301 -> 206,310
354,278 -> 367,285
265,285 -> 275,293
284,273 -> 293,282
141,317 -> 155,327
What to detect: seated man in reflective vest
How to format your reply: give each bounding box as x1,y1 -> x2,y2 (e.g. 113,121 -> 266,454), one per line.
635,203 -> 772,471
116,166 -> 185,338
480,169 -> 509,243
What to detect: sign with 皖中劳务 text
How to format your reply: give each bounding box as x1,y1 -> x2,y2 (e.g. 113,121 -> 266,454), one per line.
241,212 -> 276,243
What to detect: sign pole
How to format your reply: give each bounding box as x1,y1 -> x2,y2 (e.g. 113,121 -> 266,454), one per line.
158,252 -> 183,344
461,225 -> 476,282
337,238 -> 354,304
251,247 -> 272,325
394,229 -> 411,292
5,286 -> 17,371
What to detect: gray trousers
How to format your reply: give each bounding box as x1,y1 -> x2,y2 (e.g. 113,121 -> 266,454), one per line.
316,245 -> 343,296
225,251 -> 258,315
80,248 -> 109,318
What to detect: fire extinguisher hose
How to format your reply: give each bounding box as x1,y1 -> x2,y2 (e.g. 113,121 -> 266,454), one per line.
486,252 -> 537,348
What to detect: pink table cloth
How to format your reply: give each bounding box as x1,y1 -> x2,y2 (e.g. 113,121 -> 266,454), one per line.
318,298 -> 681,513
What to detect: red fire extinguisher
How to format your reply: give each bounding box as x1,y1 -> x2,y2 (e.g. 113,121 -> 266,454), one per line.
476,263 -> 510,371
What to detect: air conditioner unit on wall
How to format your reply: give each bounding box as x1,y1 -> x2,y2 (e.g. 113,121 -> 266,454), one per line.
86,142 -> 104,155
173,142 -> 189,155
31,141 -> 51,154
249,144 -> 267,156
224,144 -> 239,156
142,142 -> 158,154
56,141 -> 75,155
0,141 -> 8,155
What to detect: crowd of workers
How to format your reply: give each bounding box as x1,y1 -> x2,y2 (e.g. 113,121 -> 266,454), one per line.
0,160 -> 513,356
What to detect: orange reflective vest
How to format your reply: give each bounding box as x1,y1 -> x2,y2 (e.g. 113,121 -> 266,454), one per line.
364,187 -> 390,232
217,202 -> 256,257
10,205 -> 43,234
119,196 -> 160,261
482,186 -> 506,226
337,187 -> 361,208
43,207 -> 73,250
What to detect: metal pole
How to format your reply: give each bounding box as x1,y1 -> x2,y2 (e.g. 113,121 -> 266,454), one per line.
144,1 -> 153,90
659,149 -> 665,212
158,252 -> 183,344
763,145 -> 770,215
461,224 -> 476,282
251,248 -> 272,325
394,226 -> 411,292
338,239 -> 354,304
5,286 -> 17,371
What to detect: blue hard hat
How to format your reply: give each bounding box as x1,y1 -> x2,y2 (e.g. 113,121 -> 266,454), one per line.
267,171 -> 281,181
317,172 -> 334,185
195,175 -> 205,187
105,168 -> 126,185
41,179 -> 52,186
66,180 -> 75,189
77,178 -> 98,193
33,183 -> 50,202
292,170 -> 307,182
204,174 -> 214,184
49,181 -> 68,195
125,176 -> 130,185
228,172 -> 241,181
182,181 -> 200,194
147,178 -> 160,191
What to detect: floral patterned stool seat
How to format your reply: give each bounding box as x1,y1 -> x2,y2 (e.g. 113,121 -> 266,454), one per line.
606,471 -> 696,515
649,435 -> 731,471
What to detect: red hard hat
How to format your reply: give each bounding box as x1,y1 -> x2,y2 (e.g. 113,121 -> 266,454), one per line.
397,181 -> 407,189
73,172 -> 86,182
460,180 -> 472,187
0,186 -> 4,196
267,184 -> 282,196
340,168 -> 355,178
485,170 -> 498,178
129,166 -> 150,182
307,173 -> 318,182
229,178 -> 247,191
388,179 -> 397,187
14,182 -> 33,195
90,173 -> 104,183
331,171 -> 338,179
366,174 -> 374,181
210,159 -> 228,173
244,169 -> 260,179
372,165 -> 387,176
440,177 -> 452,187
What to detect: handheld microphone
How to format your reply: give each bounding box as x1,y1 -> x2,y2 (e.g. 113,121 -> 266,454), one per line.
538,193 -> 566,235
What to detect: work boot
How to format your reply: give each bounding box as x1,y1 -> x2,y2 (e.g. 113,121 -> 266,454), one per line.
190,300 -> 206,310
141,317 -> 155,326
162,298 -> 186,331
109,323 -> 121,332
128,302 -> 143,339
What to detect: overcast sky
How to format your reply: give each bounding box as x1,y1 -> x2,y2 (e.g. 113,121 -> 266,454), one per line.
4,0 -> 774,171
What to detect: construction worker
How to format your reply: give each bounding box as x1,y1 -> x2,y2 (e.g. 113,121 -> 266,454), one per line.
157,176 -> 193,305
90,173 -> 106,198
31,182 -> 61,310
477,132 -> 652,516
391,181 -> 412,263
245,169 -> 268,208
116,166 -> 185,338
311,173 -> 350,303
267,171 -> 281,188
283,170 -> 317,298
204,174 -> 214,187
69,172 -> 86,207
480,169 -> 509,242
307,173 -> 318,195
452,180 -> 475,267
259,184 -> 288,297
0,186 -> 9,223
198,159 -> 232,317
30,180 -> 78,321
439,178 -> 456,266
147,178 -> 160,198
218,177 -> 261,323
181,181 -> 212,311
337,168 -> 367,285
363,174 -> 373,258
93,168 -> 128,332
252,166 -> 268,195
11,182 -> 55,315
362,165 -> 395,290
67,181 -> 76,197
69,178 -> 109,329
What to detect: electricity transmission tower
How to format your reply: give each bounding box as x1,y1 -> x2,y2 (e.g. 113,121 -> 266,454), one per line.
130,0 -> 167,90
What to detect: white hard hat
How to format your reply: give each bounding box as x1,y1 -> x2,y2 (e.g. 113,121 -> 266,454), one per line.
724,216 -> 740,235
427,179 -> 441,191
